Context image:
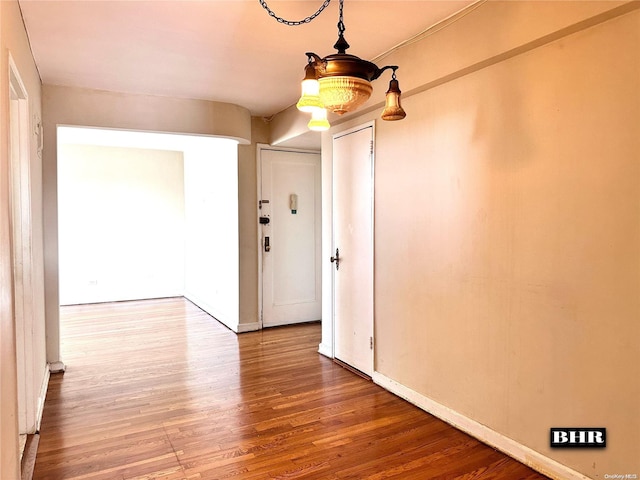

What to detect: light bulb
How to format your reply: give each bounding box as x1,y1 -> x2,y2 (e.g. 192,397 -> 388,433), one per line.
297,64 -> 324,113
308,108 -> 330,131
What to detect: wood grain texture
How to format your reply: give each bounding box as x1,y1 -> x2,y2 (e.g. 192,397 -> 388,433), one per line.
34,298 -> 548,480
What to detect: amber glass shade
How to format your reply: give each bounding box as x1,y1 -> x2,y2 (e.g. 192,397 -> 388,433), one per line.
318,76 -> 372,115
307,108 -> 330,131
381,78 -> 406,121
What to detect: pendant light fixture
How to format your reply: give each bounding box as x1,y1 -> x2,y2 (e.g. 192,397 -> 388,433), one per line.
380,69 -> 407,121
260,0 -> 407,131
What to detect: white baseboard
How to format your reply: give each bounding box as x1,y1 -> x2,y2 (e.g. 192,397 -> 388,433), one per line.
48,361 -> 65,374
19,434 -> 27,463
372,372 -> 591,480
318,342 -> 333,358
36,365 -> 51,432
184,293 -> 239,333
237,322 -> 260,333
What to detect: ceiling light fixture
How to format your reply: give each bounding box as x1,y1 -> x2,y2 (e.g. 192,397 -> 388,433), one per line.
260,0 -> 406,131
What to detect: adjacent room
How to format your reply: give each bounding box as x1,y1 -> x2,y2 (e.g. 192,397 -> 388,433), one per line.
56,127 -> 240,328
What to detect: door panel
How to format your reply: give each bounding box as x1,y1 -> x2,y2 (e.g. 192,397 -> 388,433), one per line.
261,149 -> 321,327
333,125 -> 374,376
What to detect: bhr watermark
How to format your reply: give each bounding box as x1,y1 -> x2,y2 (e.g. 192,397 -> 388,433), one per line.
549,428 -> 606,448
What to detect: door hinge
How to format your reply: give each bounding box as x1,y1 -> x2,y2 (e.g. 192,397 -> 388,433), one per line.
369,336 -> 374,350
370,140 -> 374,156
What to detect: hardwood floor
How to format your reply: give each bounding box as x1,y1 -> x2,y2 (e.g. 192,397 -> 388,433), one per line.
34,298 -> 548,480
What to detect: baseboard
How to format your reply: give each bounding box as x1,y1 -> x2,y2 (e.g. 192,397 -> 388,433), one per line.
372,372 -> 591,480
184,293 -> 239,333
19,434 -> 27,463
318,342 -> 333,358
237,322 -> 260,333
48,361 -> 66,374
20,434 -> 39,480
36,365 -> 51,432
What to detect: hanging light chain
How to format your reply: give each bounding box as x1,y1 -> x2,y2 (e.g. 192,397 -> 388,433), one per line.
337,0 -> 345,36
258,0 -> 332,26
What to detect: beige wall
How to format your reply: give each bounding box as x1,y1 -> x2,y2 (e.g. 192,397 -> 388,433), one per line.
376,8 -> 639,477
238,117 -> 270,327
1,0 -> 46,477
288,2 -> 639,478
0,1 -> 20,472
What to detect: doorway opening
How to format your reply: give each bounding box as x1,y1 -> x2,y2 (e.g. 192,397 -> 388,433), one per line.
57,126 -> 240,330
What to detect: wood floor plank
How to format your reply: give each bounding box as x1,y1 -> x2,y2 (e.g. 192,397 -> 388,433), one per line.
34,298 -> 549,480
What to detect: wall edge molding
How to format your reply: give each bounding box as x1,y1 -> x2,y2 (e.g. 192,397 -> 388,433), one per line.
317,342 -> 333,359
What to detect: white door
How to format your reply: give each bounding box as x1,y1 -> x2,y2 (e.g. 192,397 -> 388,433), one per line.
260,148 -> 321,327
332,124 -> 374,376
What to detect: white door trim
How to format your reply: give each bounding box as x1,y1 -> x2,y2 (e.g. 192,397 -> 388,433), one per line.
8,54 -> 39,435
256,143 -> 321,330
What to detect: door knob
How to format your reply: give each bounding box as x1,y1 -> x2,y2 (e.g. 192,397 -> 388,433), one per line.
330,248 -> 340,270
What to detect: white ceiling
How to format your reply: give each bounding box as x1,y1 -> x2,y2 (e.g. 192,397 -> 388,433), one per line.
19,0 -> 475,119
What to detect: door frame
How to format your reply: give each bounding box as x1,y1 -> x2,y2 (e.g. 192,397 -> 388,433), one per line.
8,54 -> 40,436
256,143 -> 321,329
325,121 -> 375,374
